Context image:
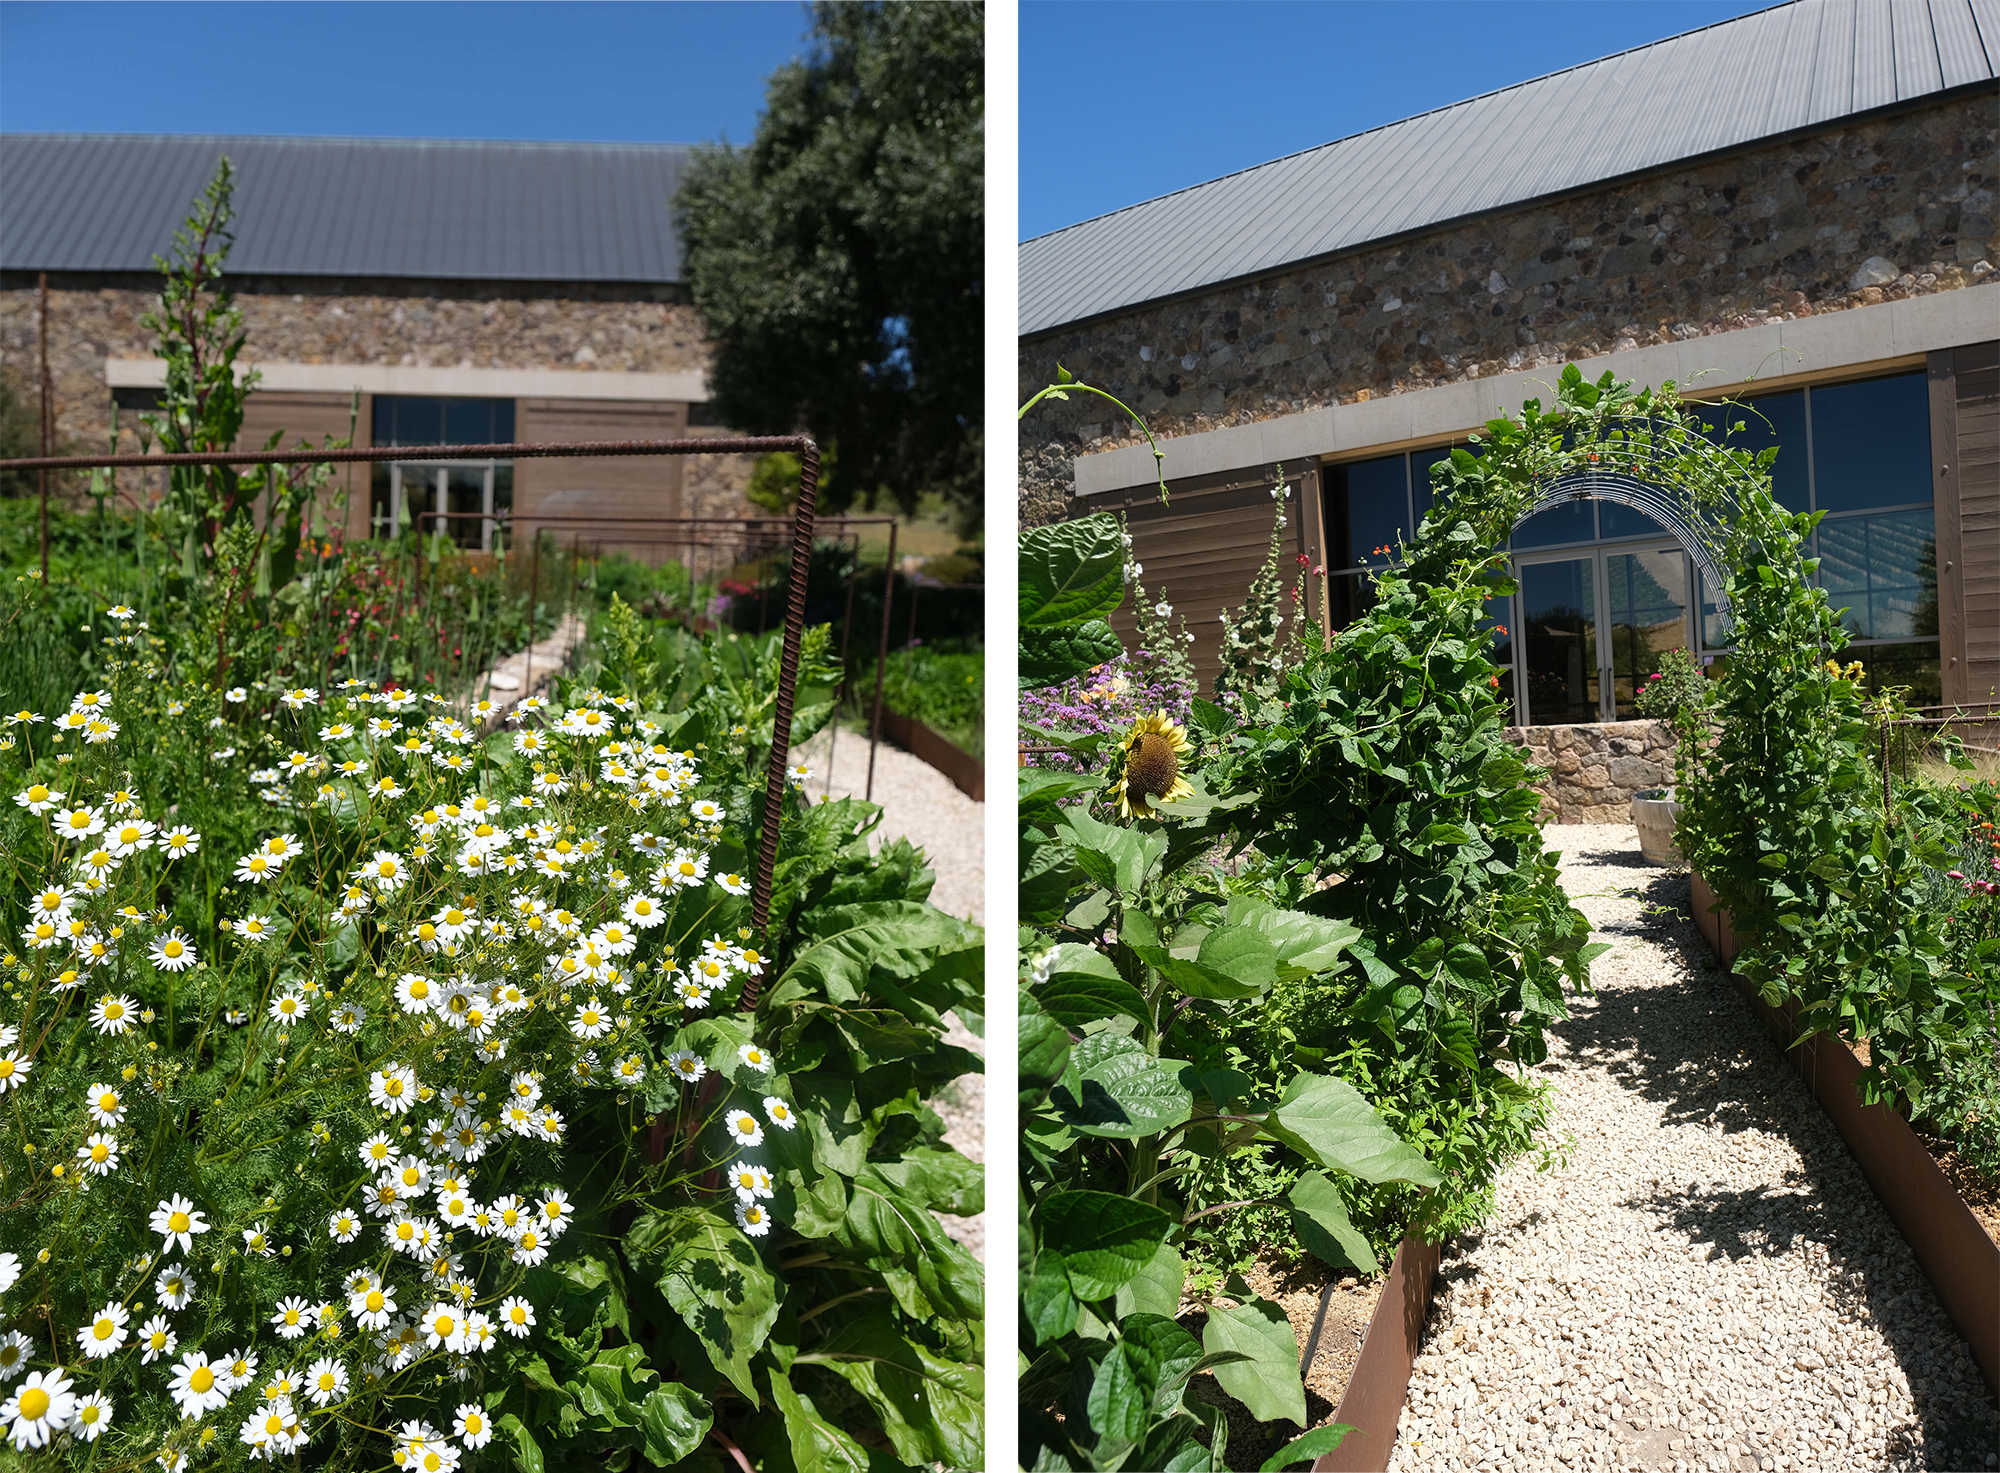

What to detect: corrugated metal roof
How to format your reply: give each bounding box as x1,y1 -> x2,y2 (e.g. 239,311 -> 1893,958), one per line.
1019,0 -> 1998,337
1,134 -> 695,282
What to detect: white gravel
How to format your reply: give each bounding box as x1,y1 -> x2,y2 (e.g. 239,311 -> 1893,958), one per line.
1385,824 -> 2000,1473
790,720 -> 985,1262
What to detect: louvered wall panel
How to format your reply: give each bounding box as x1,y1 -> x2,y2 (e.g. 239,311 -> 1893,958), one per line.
513,399 -> 687,562
1958,342 -> 2000,703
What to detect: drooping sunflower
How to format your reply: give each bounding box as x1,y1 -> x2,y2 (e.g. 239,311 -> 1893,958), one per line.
1109,710 -> 1194,820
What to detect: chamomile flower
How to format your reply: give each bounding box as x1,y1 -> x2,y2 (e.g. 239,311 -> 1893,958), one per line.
241,1222 -> 275,1257
85,1081 -> 126,1126
763,1096 -> 799,1131
268,1296 -> 313,1340
13,783 -> 57,813
234,850 -> 281,884
734,1201 -> 773,1237
614,1054 -> 646,1083
328,1209 -> 362,1244
70,1391 -> 111,1441
421,1304 -> 467,1353
106,816 -> 156,855
738,1043 -> 775,1073
167,1351 -> 230,1418
0,1255 -> 16,1295
665,1049 -> 706,1085
330,1001 -> 367,1033
89,993 -> 137,1034
159,825 -> 201,857
76,1303 -> 129,1359
536,1189 -> 572,1237
357,851 -> 409,891
218,1348 -> 258,1393
151,1194 -> 209,1253
232,914 -> 275,944
155,1262 -> 193,1309
3,1368 -> 74,1449
569,997 -> 611,1040
510,1229 -> 550,1267
716,871 -> 750,895
689,799 -> 724,824
26,885 -> 73,922
726,1161 -> 774,1202
369,1065 -> 419,1115
724,1109 -> 764,1148
304,1358 -> 347,1407
54,804 -> 105,841
621,892 -> 666,928
664,849 -> 708,888
137,1315 -> 177,1363
454,1402 -> 494,1448
149,929 -> 197,971
358,1132 -> 398,1170
349,1285 -> 396,1331
77,1132 -> 119,1175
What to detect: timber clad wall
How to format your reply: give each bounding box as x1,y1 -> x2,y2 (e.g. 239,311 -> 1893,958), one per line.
515,398 -> 687,536
1101,459 -> 1318,686
1958,341 -> 2000,703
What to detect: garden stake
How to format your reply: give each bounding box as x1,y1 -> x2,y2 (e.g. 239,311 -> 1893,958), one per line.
37,271 -> 50,587
869,520 -> 896,801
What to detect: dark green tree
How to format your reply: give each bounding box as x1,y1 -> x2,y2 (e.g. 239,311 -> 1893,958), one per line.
676,1 -> 983,520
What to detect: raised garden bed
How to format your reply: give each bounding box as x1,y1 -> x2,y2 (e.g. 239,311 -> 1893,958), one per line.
876,707 -> 983,800
1169,1238 -> 1441,1473
1690,872 -> 2000,1401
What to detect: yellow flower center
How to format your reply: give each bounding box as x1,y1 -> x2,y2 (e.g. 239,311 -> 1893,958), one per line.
18,1388 -> 49,1420
190,1366 -> 215,1392
163,940 -> 184,958
93,1317 -> 115,1340
169,1210 -> 191,1232
90,1144 -> 109,1163
366,1291 -> 386,1313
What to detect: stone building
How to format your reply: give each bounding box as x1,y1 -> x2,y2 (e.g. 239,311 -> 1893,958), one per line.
1019,0 -> 1999,744
1,133 -> 761,557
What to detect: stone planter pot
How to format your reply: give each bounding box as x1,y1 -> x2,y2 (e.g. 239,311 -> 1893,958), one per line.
1631,787 -> 1682,866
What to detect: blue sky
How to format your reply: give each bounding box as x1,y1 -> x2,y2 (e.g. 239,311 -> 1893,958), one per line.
1020,0 -> 1782,240
0,1 -> 811,144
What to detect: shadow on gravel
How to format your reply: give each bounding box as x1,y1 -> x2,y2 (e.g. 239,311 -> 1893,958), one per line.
1550,848 -> 2000,1467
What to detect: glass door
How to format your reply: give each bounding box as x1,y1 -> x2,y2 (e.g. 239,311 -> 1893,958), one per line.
1513,543 -> 1691,725
1518,557 -> 1600,725
381,462 -> 501,549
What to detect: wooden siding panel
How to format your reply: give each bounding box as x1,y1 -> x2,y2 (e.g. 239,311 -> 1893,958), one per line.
515,398 -> 686,553
1959,342 -> 2000,703
1096,459 -> 1314,691
1932,352 -> 1967,705
230,390 -> 366,539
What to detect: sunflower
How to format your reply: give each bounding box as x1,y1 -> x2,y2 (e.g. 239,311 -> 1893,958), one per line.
1109,710 -> 1194,820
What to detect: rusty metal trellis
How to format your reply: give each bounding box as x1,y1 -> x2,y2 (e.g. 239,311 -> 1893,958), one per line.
1,437 -> 821,1001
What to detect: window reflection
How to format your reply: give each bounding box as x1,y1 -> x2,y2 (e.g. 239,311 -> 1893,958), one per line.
1810,373 -> 1929,513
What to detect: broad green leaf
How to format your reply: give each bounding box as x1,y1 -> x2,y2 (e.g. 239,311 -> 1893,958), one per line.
1202,1298 -> 1306,1426
1038,946 -> 1150,1027
636,1384 -> 712,1467
648,1210 -> 780,1405
767,1367 -> 873,1473
1227,898 -> 1362,977
1021,514 -> 1127,628
1021,620 -> 1124,688
832,1164 -> 983,1324
1156,924 -> 1279,1000
498,1413 -> 545,1473
1050,1032 -> 1194,1138
1259,1423 -> 1357,1471
1113,1238 -> 1187,1321
1121,1312 -> 1205,1414
1018,998 -> 1074,1102
812,1309 -> 983,1468
1264,1072 -> 1443,1187
1085,1339 -> 1149,1450
1285,1171 -> 1379,1274
1022,1247 -> 1079,1344
766,902 -> 971,1006
1059,807 -> 1166,896
1040,1190 -> 1177,1301
870,1144 -> 983,1215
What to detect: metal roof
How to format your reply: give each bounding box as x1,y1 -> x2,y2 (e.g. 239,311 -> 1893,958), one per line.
1,134 -> 695,282
1019,0 -> 1999,337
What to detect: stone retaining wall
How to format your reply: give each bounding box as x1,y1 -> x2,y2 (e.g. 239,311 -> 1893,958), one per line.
1506,718 -> 1675,824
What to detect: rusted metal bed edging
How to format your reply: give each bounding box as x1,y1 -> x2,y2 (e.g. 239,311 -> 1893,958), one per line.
2,435 -> 817,1003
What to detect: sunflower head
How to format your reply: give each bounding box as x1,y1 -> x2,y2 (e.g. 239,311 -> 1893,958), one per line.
1110,710 -> 1194,820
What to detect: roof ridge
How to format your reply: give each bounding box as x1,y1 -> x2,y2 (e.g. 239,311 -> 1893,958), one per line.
0,132 -> 699,152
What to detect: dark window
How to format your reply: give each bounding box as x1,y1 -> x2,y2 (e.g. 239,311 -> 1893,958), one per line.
1412,447 -> 1453,527
1511,498 -> 1594,548
1326,570 -> 1378,630
1815,509 -> 1936,640
1325,454 -> 1409,570
1809,373 -> 1929,513
371,396 -> 514,448
1599,502 -> 1670,539
1695,390 -> 1808,513
687,400 -> 718,427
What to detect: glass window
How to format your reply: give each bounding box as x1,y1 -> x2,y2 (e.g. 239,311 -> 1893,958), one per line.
1809,373 -> 1930,513
1694,390 -> 1809,513
1815,509 -> 1936,641
373,396 -> 515,449
1599,501 -> 1670,540
1511,498 -> 1594,548
1843,641 -> 1941,707
1325,455 -> 1409,570
1412,447 -> 1454,527
1326,570 -> 1379,630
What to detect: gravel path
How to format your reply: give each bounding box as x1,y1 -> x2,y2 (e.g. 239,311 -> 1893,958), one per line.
1386,824 -> 2000,1473
791,721 -> 985,1262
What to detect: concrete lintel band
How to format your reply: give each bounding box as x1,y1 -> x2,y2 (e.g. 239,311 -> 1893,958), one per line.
103,357 -> 710,405
1072,286 -> 1998,496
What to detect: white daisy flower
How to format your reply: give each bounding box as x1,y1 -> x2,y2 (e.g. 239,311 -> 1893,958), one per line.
568,997 -> 611,1040
88,993 -> 137,1034
726,1161 -> 774,1202
734,1201 -> 773,1237
167,1351 -> 230,1419
75,1303 -> 129,1359
497,1296 -> 536,1337
150,1194 -> 209,1253
105,817 -> 156,855
537,1189 -> 572,1237
716,871 -> 750,895
689,799 -> 723,824
738,1043 -> 775,1073
2,1368 -> 74,1449
158,825 -> 201,857
356,850 -> 409,891
70,1390 -> 111,1441
369,1065 -> 419,1115
0,1255 -> 16,1294
84,1081 -> 126,1126
421,1303 -> 467,1353
724,1109 -> 764,1148
217,1347 -> 258,1393
763,1096 -> 800,1131
665,1049 -> 706,1085
510,1229 -> 550,1267
13,783 -> 57,813
77,1132 -> 119,1175
149,929 -> 197,971
137,1315 -> 177,1363
155,1262 -> 193,1309
330,1000 -> 367,1033
54,804 -> 104,841
304,1357 -> 348,1407
454,1402 -> 494,1448
358,1132 -> 398,1170
349,1284 -> 397,1331
241,1222 -> 275,1258
328,1209 -> 362,1244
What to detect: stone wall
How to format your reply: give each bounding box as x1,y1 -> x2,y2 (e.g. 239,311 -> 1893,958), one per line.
1020,91 -> 1998,528
1507,719 -> 1676,824
0,274 -> 753,514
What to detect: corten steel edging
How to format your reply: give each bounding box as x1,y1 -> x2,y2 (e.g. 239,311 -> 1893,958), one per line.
874,710 -> 984,803
1311,1236 -> 1444,1473
1690,872 -> 2000,1400
0,435 -> 818,988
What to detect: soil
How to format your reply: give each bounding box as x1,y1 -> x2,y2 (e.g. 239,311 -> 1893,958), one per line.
1911,1122 -> 2000,1252
1177,1251 -> 1386,1471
